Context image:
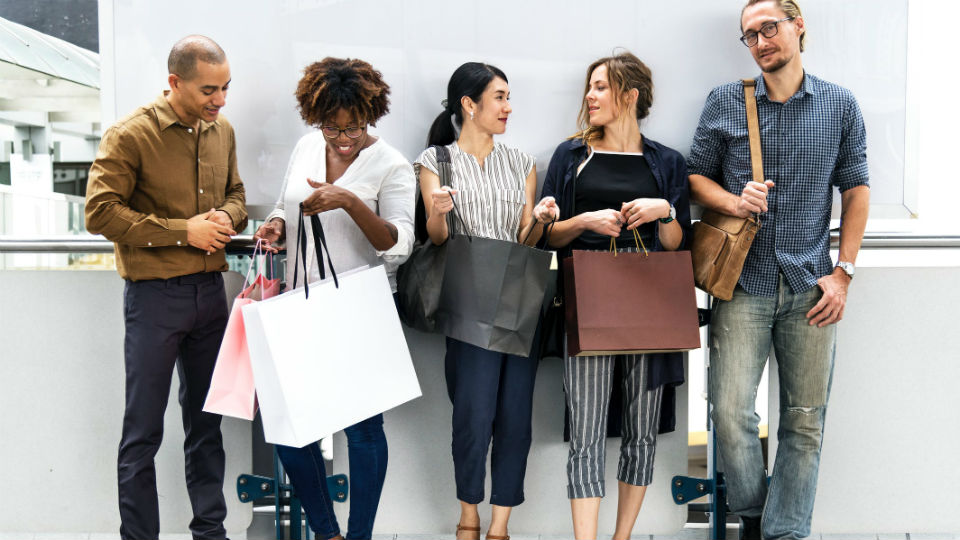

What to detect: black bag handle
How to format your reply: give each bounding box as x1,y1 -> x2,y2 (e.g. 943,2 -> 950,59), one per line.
292,204 -> 339,299
521,218 -> 555,247
416,144 -> 471,243
435,145 -> 472,241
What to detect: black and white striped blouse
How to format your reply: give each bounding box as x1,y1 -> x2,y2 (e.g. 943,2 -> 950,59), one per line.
414,142 -> 535,242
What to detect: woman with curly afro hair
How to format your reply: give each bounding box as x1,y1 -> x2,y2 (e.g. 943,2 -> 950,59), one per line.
254,57 -> 416,540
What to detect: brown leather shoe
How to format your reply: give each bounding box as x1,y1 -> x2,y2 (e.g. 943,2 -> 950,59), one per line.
456,523 -> 481,540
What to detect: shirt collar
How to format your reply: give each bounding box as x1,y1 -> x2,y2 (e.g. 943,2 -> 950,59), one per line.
451,140 -> 502,158
154,91 -> 220,132
754,71 -> 816,102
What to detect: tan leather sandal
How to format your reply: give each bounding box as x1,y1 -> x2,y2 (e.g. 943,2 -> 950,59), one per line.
485,533 -> 510,540
456,523 -> 481,540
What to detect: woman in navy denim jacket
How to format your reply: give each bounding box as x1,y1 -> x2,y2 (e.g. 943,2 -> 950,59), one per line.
535,51 -> 691,540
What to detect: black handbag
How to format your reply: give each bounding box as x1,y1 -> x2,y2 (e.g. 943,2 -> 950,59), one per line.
396,145 -> 459,332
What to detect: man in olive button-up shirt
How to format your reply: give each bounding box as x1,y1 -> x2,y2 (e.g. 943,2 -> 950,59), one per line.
86,62 -> 246,280
85,35 -> 245,540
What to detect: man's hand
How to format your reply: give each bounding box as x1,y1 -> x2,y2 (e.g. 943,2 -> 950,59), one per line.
736,180 -> 776,217
806,268 -> 851,327
533,196 -> 560,223
253,218 -> 285,253
302,178 -> 358,216
187,209 -> 236,253
207,208 -> 234,228
621,198 -> 669,230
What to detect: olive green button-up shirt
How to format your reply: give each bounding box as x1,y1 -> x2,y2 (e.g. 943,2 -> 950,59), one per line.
85,93 -> 247,281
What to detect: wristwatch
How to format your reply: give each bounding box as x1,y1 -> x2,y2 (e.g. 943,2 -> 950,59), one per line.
836,261 -> 855,279
659,204 -> 676,224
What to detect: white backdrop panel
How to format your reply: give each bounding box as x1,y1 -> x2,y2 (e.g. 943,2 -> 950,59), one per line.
0,271 -> 252,537
103,0 -> 907,214
765,265 -> 960,534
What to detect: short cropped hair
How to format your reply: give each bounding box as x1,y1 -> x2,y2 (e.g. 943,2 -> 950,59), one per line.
167,35 -> 227,80
295,57 -> 391,127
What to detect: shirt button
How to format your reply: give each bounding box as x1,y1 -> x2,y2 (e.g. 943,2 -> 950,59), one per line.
199,188 -> 204,194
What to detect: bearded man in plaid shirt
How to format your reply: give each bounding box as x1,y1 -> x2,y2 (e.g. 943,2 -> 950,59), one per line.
687,1 -> 871,538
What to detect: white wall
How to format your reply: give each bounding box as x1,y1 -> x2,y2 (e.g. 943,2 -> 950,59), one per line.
0,271 -> 253,537
99,0 -> 909,216
765,263 -> 960,534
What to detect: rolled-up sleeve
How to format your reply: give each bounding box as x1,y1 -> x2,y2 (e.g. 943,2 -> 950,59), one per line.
831,91 -> 870,192
375,161 -> 416,264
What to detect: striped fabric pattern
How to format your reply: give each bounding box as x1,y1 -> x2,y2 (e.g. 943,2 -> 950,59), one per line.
415,142 -> 535,242
564,307 -> 664,499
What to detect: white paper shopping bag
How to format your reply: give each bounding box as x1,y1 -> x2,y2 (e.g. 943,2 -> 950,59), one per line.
242,264 -> 421,447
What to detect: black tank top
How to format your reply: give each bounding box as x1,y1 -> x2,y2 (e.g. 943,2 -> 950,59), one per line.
571,150 -> 660,251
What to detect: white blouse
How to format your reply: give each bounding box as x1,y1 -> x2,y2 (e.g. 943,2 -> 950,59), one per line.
414,142 -> 535,242
266,133 -> 415,292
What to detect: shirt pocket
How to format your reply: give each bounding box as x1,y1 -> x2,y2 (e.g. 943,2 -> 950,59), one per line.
199,163 -> 230,207
496,188 -> 526,229
497,188 -> 526,206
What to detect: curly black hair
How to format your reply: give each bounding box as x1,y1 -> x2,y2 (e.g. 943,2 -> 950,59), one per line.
295,57 -> 391,127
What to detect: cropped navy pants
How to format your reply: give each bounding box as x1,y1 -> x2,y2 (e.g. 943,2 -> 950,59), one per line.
445,337 -> 538,507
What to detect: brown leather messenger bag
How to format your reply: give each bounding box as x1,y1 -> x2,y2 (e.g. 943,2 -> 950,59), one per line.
690,78 -> 763,301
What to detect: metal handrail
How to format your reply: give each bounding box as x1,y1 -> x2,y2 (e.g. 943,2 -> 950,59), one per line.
0,234 -> 265,254
2,232 -> 960,253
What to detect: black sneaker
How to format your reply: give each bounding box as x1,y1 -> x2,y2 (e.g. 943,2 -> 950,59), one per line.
739,515 -> 762,540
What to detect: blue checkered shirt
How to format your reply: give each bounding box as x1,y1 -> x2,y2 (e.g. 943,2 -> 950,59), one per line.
687,73 -> 869,297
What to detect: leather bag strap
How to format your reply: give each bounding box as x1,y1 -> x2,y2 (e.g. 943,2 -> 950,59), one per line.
742,79 -> 764,184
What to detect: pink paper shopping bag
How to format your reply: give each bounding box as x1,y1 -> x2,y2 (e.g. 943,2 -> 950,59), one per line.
203,241 -> 280,420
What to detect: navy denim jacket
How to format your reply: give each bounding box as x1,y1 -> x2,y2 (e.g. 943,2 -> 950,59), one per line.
541,136 -> 692,434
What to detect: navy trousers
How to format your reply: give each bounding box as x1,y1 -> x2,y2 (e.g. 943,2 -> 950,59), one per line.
118,272 -> 229,540
445,337 -> 538,507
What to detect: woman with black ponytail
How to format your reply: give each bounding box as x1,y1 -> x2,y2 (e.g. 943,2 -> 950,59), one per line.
413,62 -> 558,540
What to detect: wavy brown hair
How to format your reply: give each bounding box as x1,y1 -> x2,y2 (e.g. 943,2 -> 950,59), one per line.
295,57 -> 391,127
571,51 -> 653,146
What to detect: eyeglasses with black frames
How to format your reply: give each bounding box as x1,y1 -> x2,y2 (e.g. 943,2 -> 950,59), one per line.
320,125 -> 366,139
740,16 -> 795,47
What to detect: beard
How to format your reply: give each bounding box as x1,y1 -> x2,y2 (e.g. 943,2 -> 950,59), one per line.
758,49 -> 794,73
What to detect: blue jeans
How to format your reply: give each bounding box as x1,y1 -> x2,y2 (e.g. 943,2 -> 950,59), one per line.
709,276 -> 836,540
275,414 -> 387,540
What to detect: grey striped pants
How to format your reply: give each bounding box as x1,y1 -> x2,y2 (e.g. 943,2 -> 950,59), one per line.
564,350 -> 663,499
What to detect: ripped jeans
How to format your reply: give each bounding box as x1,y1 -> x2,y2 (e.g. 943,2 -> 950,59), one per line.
709,275 -> 835,540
